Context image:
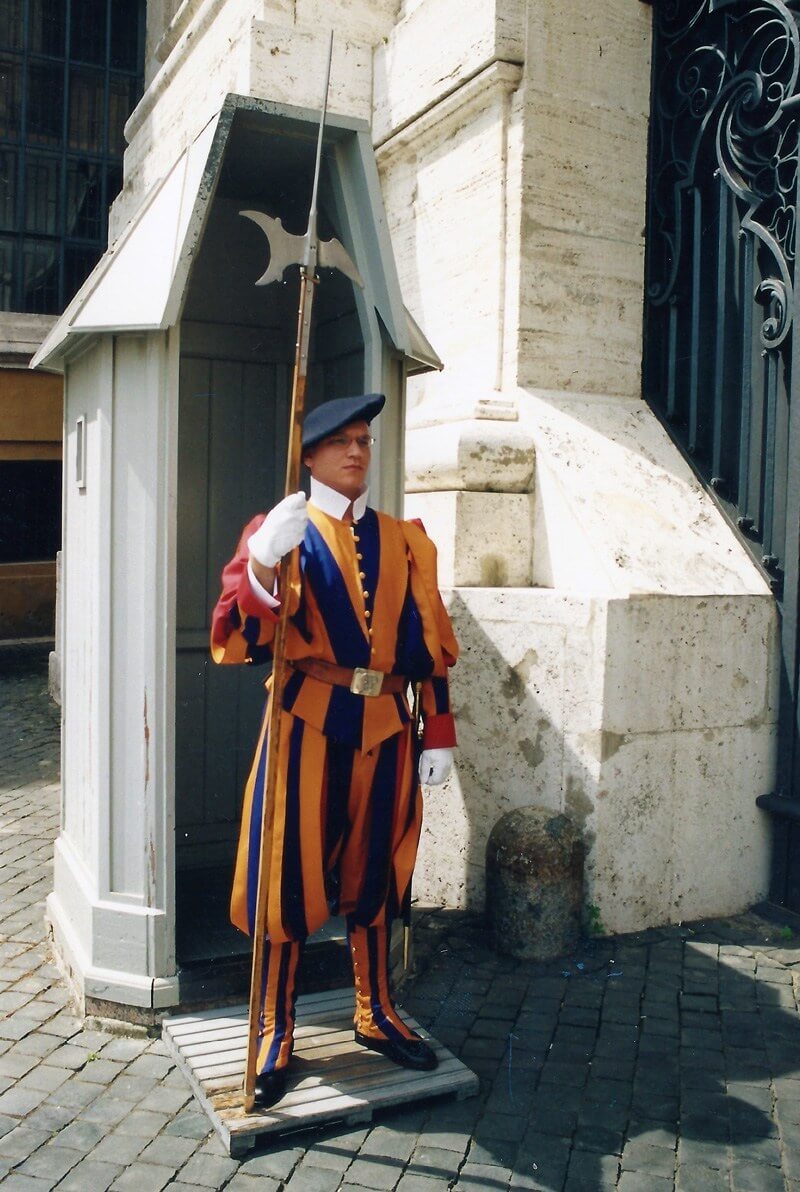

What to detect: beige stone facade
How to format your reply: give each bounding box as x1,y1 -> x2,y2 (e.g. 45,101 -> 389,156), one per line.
108,0 -> 777,935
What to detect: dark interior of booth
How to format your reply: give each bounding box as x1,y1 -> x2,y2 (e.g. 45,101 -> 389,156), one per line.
173,108 -> 367,1000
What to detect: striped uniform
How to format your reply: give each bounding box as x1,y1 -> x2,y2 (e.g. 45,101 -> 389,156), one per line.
211,500 -> 457,1073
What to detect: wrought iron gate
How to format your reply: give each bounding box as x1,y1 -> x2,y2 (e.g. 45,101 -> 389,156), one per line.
643,0 -> 800,907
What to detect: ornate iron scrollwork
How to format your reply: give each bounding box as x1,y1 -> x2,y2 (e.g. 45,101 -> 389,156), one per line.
648,0 -> 800,348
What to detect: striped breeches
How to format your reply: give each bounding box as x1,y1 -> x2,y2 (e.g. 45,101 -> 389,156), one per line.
231,706 -> 422,944
236,705 -> 423,1077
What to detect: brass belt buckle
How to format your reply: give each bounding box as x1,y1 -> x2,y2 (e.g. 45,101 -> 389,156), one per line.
350,667 -> 384,697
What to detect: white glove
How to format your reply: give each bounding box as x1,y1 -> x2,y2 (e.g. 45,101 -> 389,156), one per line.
248,493 -> 308,567
419,748 -> 453,786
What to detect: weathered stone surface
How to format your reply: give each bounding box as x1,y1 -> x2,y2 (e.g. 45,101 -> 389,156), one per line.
603,594 -> 779,735
485,808 -> 584,960
516,226 -> 647,399
405,416 -> 535,494
414,586 -> 776,934
591,721 -> 775,934
249,21 -> 373,127
525,0 -> 652,119
521,93 -> 649,245
520,390 -> 774,597
404,491 -> 533,587
378,66 -> 523,415
373,0 -> 525,144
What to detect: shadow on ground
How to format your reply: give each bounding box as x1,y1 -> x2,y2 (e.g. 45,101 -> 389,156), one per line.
392,908 -> 798,1190
240,908 -> 800,1191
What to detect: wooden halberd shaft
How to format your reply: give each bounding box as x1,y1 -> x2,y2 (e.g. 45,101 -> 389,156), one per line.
243,266 -> 317,1112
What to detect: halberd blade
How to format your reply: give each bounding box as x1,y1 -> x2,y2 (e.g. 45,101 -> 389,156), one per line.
240,210 -> 305,285
318,236 -> 364,289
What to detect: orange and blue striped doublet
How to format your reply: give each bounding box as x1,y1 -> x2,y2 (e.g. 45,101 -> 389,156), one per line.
211,501 -> 458,947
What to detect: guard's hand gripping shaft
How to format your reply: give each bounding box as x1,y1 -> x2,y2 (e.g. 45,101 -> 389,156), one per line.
247,493 -> 309,569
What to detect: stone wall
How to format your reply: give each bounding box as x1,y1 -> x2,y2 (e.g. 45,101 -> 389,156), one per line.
518,2 -> 651,396
378,0 -> 778,930
415,587 -> 776,935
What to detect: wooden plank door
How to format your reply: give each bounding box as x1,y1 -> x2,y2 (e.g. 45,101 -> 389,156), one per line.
175,337 -> 289,961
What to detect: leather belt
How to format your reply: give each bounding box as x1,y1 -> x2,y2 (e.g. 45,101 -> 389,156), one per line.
290,658 -> 408,698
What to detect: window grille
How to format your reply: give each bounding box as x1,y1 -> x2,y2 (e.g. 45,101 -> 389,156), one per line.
643,0 -> 800,596
0,0 -> 144,314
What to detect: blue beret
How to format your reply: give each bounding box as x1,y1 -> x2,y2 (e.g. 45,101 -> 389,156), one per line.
302,393 -> 386,450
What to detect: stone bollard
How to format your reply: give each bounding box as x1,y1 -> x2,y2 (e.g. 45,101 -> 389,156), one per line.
485,808 -> 584,960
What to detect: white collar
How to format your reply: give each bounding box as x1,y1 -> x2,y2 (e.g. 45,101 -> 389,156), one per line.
309,477 -> 369,522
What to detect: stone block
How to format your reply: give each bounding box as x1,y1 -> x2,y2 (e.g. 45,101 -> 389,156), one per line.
517,228 -> 646,398
295,0 -> 397,45
603,594 -> 779,735
373,0 -> 525,143
590,723 -> 773,934
667,726 -> 774,924
250,22 -> 373,122
519,390 -> 775,597
406,416 -> 534,494
486,808 -> 583,960
378,75 -> 522,411
525,0 -> 652,118
58,1160 -> 126,1192
16,1144 -> 81,1182
522,95 -> 648,245
404,491 -> 533,586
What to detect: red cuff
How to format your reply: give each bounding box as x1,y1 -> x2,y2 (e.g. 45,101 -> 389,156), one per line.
422,713 -> 457,750
235,566 -> 280,621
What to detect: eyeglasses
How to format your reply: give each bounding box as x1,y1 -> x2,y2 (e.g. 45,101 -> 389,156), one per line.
322,434 -> 375,450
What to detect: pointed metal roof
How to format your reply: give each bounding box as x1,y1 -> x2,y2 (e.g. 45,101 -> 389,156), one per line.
32,95 -> 441,376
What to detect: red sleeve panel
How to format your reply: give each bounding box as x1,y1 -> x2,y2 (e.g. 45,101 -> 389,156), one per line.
210,514 -> 280,665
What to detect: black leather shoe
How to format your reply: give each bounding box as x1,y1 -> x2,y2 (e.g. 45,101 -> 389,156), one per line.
354,1030 -> 438,1071
253,1068 -> 287,1108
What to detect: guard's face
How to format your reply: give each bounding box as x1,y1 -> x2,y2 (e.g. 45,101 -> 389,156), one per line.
304,419 -> 373,500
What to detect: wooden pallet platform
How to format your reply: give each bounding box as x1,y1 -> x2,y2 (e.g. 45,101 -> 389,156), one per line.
162,987 -> 479,1156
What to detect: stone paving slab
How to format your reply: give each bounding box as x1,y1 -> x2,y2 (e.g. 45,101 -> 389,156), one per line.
6,642 -> 800,1188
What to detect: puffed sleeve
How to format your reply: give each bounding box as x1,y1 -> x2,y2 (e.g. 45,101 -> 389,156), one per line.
210,514 -> 288,665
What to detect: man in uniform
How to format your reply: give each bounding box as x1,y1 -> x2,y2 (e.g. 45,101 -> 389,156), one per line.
211,393 -> 458,1106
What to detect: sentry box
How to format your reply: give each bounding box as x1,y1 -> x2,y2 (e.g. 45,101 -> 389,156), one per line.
32,95 -> 441,1020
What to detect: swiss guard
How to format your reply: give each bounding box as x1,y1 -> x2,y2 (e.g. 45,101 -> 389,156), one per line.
211,392 -> 459,1107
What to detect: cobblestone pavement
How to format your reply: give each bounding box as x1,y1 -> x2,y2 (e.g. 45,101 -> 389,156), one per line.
5,644 -> 800,1189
